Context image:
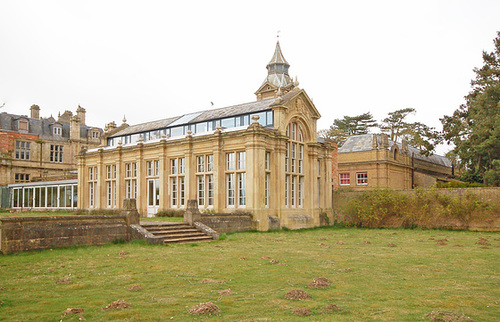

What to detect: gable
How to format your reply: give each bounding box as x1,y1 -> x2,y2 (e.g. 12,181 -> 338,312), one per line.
283,89 -> 321,120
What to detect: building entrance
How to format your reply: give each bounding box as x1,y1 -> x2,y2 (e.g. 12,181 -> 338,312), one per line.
147,178 -> 159,217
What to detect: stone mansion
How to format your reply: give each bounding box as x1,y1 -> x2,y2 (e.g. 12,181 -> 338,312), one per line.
77,41 -> 336,230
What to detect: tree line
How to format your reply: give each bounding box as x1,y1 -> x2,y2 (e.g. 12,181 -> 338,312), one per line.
320,32 -> 500,186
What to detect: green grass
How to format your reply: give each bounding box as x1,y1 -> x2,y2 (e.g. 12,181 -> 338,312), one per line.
0,211 -> 76,218
0,227 -> 498,321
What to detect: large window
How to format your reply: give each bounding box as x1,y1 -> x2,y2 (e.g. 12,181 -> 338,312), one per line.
125,162 -> 137,199
15,173 -> 30,183
170,157 -> 185,207
88,166 -> 98,208
11,183 -> 77,209
357,172 -> 368,185
15,141 -> 31,160
196,154 -> 214,208
50,145 -> 63,163
285,122 -> 304,208
106,164 -> 117,208
147,160 -> 159,177
339,173 -> 350,186
226,151 -> 246,207
265,151 -> 271,208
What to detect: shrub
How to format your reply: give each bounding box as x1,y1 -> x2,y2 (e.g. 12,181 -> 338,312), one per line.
156,209 -> 184,217
343,188 -> 498,229
435,181 -> 484,188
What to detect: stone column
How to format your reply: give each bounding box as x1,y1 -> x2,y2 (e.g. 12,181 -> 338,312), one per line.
184,199 -> 201,225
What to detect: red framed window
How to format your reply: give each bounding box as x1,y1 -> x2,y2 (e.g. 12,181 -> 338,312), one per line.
339,173 -> 350,186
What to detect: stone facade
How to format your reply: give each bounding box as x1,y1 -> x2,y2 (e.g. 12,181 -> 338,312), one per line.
78,42 -> 336,230
0,105 -> 103,186
337,134 -> 453,190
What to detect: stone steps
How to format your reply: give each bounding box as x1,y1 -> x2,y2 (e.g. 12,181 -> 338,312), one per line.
140,221 -> 214,244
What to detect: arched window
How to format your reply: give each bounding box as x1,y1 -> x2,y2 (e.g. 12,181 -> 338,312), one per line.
285,121 -> 304,208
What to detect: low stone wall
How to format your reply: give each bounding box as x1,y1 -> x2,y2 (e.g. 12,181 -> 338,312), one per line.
1,199 -> 141,254
199,214 -> 255,233
0,215 -> 135,254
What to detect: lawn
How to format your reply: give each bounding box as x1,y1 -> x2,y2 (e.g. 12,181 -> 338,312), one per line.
0,227 -> 498,321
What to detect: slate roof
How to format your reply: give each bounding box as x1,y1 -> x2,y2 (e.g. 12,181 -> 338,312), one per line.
109,91 -> 299,138
339,134 -> 451,167
0,111 -> 100,140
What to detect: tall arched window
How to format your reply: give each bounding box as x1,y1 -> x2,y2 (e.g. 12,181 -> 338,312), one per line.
285,121 -> 304,208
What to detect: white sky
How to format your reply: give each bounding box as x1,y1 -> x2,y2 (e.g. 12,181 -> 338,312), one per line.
1,0 -> 499,155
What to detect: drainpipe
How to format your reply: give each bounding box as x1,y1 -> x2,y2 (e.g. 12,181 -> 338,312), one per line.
411,152 -> 415,188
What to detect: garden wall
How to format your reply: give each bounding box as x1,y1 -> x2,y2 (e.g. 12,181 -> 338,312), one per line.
332,187 -> 500,231
199,214 -> 255,233
0,200 -> 140,254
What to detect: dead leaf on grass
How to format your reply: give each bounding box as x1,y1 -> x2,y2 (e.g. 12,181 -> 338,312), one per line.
293,308 -> 311,316
200,278 -> 225,284
338,268 -> 352,273
336,241 -> 345,245
189,302 -> 221,315
307,277 -> 331,289
270,259 -> 280,264
260,256 -> 270,260
56,277 -> 71,284
63,308 -> 84,316
102,300 -> 131,310
324,304 -> 343,312
363,241 -> 371,245
239,257 -> 247,260
320,243 -> 331,248
436,240 -> 447,245
425,310 -> 474,321
453,244 -> 464,247
476,238 -> 490,246
127,284 -> 142,291
284,289 -> 312,300
118,251 -> 129,256
219,288 -> 234,296
386,243 -> 396,247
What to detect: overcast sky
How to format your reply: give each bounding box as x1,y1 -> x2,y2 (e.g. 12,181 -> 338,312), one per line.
1,0 -> 499,155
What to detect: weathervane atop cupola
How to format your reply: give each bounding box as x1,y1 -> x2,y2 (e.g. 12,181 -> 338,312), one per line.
255,33 -> 297,101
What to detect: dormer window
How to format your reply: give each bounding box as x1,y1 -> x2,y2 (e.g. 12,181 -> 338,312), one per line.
91,131 -> 99,139
53,126 -> 62,136
18,119 -> 29,132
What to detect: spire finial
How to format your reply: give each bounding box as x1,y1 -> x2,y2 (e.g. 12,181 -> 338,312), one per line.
122,115 -> 127,124
277,30 -> 280,41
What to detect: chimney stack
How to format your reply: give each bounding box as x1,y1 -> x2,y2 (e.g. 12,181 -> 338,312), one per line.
76,105 -> 86,125
30,105 -> 40,119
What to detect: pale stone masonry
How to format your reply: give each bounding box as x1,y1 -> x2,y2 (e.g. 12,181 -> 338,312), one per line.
78,41 -> 336,230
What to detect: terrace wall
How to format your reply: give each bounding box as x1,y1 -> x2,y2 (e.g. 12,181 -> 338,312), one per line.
0,200 -> 140,254
199,214 -> 255,233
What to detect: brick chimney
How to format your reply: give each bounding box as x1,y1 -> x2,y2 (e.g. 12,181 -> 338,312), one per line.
76,105 -> 86,125
30,105 -> 40,119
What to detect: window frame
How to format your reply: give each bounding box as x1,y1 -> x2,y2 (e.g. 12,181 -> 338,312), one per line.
356,172 -> 368,185
339,173 -> 351,186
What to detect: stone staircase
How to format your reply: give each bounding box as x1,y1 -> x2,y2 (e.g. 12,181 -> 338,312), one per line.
139,221 -> 214,244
